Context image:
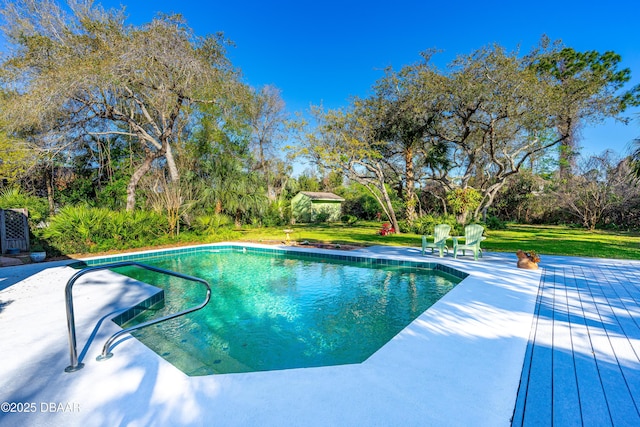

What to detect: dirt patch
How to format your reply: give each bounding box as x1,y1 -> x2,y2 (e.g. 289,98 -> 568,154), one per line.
240,239 -> 362,251
0,256 -> 24,267
289,242 -> 361,251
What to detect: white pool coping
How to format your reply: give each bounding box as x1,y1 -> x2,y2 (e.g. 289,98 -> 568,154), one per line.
0,243 -> 547,426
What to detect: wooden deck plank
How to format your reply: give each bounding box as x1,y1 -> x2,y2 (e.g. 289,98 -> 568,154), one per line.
513,263 -> 640,426
601,266 -> 640,362
586,267 -> 640,421
565,270 -> 611,427
511,271 -> 546,427
552,272 -> 582,426
519,269 -> 556,426
571,267 -> 638,426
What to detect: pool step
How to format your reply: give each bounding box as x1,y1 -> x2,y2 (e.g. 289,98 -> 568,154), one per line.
132,326 -> 253,376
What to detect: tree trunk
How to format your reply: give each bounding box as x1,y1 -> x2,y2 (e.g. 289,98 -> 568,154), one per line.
476,179 -> 508,220
380,183 -> 400,233
260,142 -> 272,200
165,143 -> 180,182
44,165 -> 55,216
349,165 -> 399,233
558,116 -> 577,178
126,153 -> 157,211
404,146 -> 417,222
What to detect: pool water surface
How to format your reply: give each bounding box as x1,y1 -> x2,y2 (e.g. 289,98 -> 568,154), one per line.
113,249 -> 462,376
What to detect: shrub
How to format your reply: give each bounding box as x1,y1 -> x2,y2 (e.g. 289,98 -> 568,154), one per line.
396,220 -> 412,233
43,205 -> 109,253
447,188 -> 481,224
193,213 -> 233,234
43,206 -> 169,253
260,201 -> 291,227
0,186 -> 49,224
411,214 -> 459,235
341,214 -> 358,225
341,191 -> 380,220
314,210 -> 331,223
484,215 -> 507,230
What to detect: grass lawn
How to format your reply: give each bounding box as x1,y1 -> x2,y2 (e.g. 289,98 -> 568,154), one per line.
235,221 -> 640,261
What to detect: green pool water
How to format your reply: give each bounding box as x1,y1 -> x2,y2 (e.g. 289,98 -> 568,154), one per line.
114,249 -> 461,376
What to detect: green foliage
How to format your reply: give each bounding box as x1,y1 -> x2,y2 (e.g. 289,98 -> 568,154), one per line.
56,175 -> 97,207
297,173 -> 321,192
0,130 -> 31,184
193,213 -> 233,234
43,206 -> 169,253
341,184 -> 383,220
410,214 -> 460,235
55,139 -> 132,210
260,201 -> 291,227
95,177 -> 129,210
0,186 -> 49,224
631,139 -> 640,180
197,151 -> 268,225
533,47 -> 638,108
313,210 -> 331,223
493,172 -> 545,223
396,220 -> 412,233
447,188 -> 481,223
484,215 -> 507,230
341,214 -> 358,225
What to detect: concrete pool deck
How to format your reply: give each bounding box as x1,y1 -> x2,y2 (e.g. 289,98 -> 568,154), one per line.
0,243 -> 637,426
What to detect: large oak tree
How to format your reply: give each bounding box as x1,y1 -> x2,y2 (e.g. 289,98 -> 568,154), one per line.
0,0 -> 238,210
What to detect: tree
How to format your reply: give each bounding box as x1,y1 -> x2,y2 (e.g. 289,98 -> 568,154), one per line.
604,157 -> 640,229
365,59 -> 443,222
0,0 -> 238,210
492,170 -> 547,223
0,129 -> 31,186
556,151 -> 629,230
422,45 -> 565,220
403,41 -> 640,221
247,85 -> 290,201
296,171 -> 321,192
531,39 -> 640,176
204,153 -> 267,226
447,187 -> 481,224
300,106 -> 400,232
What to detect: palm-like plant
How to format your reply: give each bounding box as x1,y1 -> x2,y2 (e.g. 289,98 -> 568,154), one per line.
203,154 -> 268,226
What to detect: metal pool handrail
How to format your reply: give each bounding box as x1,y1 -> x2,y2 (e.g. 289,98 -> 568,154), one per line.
64,261 -> 211,373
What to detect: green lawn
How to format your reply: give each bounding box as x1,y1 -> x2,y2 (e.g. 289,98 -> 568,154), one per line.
235,222 -> 640,260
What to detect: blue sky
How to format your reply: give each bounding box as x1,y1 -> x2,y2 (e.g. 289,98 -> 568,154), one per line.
102,0 -> 640,159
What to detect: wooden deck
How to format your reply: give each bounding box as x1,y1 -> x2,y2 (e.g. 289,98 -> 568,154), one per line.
512,263 -> 640,426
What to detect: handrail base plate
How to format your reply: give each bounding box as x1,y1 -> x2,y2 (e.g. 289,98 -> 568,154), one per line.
96,353 -> 113,362
64,363 -> 85,373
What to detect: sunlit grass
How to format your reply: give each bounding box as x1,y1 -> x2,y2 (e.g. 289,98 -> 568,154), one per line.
236,222 -> 640,260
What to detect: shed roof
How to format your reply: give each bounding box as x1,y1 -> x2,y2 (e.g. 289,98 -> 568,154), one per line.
299,191 -> 345,201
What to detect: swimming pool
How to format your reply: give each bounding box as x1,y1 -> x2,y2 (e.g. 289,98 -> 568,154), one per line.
96,245 -> 465,376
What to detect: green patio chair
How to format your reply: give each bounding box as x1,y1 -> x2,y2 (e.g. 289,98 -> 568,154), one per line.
422,224 -> 451,257
453,224 -> 486,260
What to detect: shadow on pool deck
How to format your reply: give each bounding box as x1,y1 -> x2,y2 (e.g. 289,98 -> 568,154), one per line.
1,243 -> 640,426
512,262 -> 640,426
0,259 -> 75,291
